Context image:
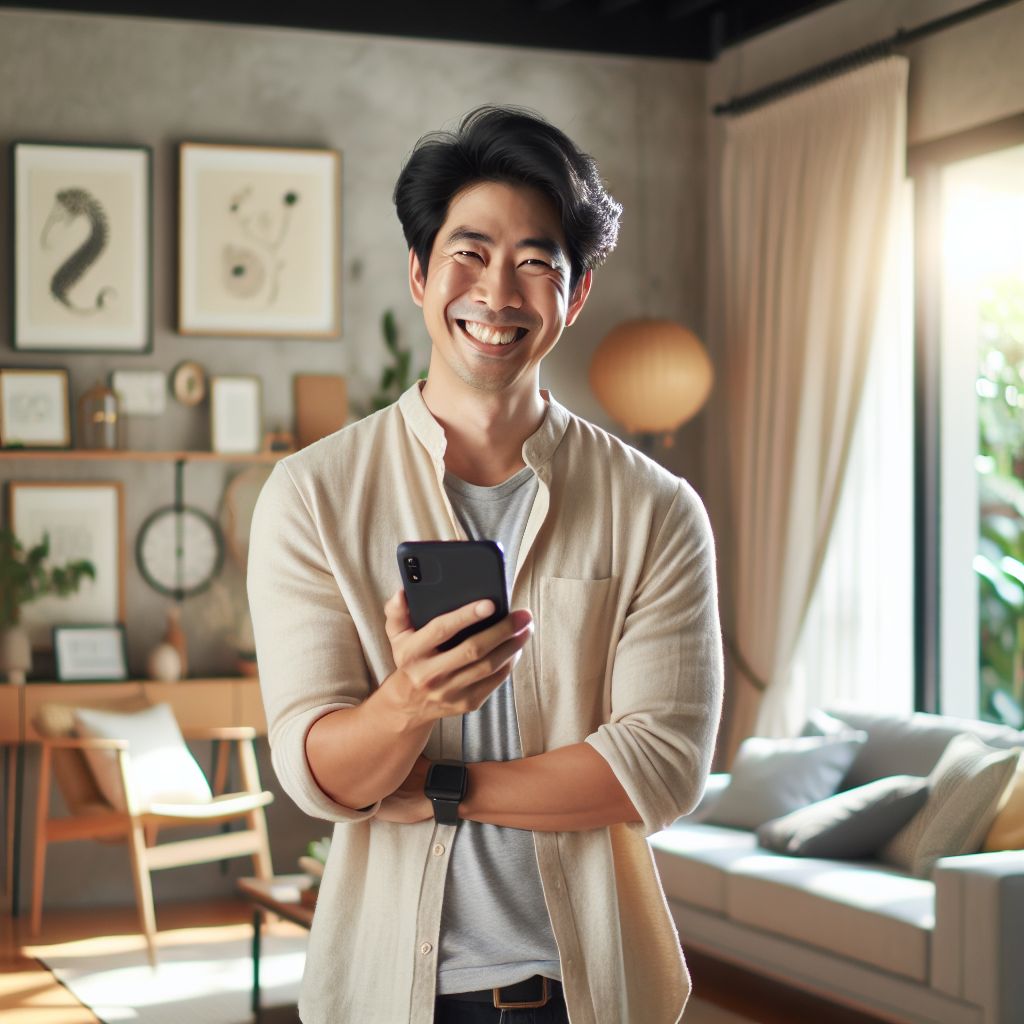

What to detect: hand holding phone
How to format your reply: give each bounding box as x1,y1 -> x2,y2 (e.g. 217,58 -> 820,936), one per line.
382,541 -> 533,725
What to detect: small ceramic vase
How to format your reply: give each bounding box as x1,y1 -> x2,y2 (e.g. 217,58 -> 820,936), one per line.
146,642 -> 183,683
0,624 -> 32,684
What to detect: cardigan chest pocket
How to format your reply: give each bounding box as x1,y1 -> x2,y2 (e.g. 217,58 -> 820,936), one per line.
537,575 -> 618,740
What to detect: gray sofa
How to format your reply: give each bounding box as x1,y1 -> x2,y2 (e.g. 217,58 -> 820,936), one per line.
650,710 -> 1024,1024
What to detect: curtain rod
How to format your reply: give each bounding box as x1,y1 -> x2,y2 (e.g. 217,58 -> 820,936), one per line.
712,0 -> 1020,117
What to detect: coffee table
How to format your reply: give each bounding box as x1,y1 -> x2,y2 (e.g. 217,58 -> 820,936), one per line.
237,875 -> 316,1019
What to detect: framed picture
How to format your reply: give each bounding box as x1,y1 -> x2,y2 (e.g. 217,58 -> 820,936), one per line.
110,369 -> 167,416
53,624 -> 129,682
178,142 -> 341,338
12,142 -> 152,353
210,375 -> 262,454
7,481 -> 125,649
0,367 -> 71,448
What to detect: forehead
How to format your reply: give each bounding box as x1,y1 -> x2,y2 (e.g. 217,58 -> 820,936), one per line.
438,180 -> 565,247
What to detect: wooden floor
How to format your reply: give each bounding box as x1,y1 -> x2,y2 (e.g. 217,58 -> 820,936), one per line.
0,900 -> 888,1023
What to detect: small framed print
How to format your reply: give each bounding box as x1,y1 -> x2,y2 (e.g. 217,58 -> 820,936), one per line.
8,481 -> 125,649
53,624 -> 129,682
12,141 -> 152,353
210,375 -> 262,454
178,142 -> 341,338
110,369 -> 167,416
0,367 -> 71,448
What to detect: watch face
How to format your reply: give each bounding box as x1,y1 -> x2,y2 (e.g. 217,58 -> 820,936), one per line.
137,506 -> 224,597
427,762 -> 466,799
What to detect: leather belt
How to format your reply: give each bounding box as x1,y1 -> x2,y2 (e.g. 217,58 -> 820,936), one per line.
442,975 -> 561,1009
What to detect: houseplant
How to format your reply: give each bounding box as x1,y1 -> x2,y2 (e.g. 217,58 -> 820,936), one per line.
0,527 -> 95,683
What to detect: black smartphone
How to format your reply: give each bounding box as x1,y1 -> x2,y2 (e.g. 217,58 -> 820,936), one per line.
397,540 -> 508,652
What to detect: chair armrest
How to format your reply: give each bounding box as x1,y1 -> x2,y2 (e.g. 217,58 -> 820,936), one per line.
39,736 -> 129,751
181,726 -> 258,742
932,850 -> 1024,1020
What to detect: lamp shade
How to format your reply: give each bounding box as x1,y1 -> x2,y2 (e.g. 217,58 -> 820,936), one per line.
589,318 -> 714,434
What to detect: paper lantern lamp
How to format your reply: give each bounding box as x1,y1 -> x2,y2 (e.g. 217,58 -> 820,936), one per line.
589,319 -> 713,440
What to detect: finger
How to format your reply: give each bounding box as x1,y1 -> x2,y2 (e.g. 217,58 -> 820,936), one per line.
445,650 -> 527,713
384,588 -> 413,639
413,597 -> 499,653
433,621 -> 533,692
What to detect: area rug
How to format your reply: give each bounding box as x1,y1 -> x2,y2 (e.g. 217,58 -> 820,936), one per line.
31,923 -> 750,1024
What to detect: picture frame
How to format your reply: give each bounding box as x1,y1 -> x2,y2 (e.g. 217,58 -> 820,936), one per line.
53,624 -> 129,682
110,369 -> 167,416
7,481 -> 125,649
210,375 -> 262,454
0,367 -> 71,448
11,141 -> 152,353
178,142 -> 341,338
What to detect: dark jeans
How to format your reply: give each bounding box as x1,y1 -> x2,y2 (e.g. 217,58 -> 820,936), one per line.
433,991 -> 570,1024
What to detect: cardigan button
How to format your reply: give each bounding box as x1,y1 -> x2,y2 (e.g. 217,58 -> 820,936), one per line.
420,942 -> 433,955
433,843 -> 445,856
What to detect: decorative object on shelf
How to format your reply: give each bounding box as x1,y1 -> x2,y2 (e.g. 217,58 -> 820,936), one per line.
0,367 -> 71,448
8,481 -> 123,650
171,359 -> 207,407
109,369 -> 167,416
53,623 -> 128,682
295,373 -> 348,448
77,379 -> 121,450
355,310 -> 428,417
262,429 -> 295,453
136,505 -> 224,601
0,527 -> 95,683
178,142 -> 341,338
162,604 -> 189,679
12,141 -> 152,353
146,638 -> 183,682
210,374 -> 262,454
589,318 -> 714,447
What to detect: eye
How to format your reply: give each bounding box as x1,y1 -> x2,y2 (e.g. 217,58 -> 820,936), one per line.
455,250 -> 482,261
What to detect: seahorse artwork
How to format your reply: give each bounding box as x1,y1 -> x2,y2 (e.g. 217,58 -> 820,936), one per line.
224,185 -> 299,306
40,187 -> 117,314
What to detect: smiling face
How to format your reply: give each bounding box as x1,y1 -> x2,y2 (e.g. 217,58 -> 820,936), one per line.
409,180 -> 591,398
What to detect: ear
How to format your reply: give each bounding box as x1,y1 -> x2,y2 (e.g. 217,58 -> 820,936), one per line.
564,269 -> 593,327
408,248 -> 426,308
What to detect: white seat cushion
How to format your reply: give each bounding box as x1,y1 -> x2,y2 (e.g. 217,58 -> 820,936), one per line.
725,853 -> 935,981
650,821 -> 760,913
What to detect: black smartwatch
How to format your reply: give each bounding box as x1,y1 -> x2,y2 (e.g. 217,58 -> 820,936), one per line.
424,759 -> 468,825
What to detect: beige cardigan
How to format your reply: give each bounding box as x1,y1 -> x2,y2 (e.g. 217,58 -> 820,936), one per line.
247,381 -> 723,1023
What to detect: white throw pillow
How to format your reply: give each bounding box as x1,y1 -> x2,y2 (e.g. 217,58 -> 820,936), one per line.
881,733 -> 1020,877
703,732 -> 867,830
72,703 -> 213,813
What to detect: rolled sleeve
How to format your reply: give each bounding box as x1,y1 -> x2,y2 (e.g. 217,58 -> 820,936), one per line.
585,480 -> 724,837
247,461 -> 380,824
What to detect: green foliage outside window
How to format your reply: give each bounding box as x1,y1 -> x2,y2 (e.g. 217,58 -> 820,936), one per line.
976,276 -> 1024,727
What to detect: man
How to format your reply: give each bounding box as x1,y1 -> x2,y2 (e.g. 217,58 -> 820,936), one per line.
248,105 -> 723,1024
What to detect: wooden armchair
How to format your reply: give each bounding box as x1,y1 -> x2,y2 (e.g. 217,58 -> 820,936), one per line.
31,699 -> 273,965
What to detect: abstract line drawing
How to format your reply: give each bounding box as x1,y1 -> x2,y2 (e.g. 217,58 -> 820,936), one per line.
40,187 -> 117,314
223,185 -> 300,306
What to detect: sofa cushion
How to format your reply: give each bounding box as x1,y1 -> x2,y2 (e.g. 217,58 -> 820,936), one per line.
756,775 -> 929,859
819,709 -> 1024,790
984,756 -> 1024,851
725,854 -> 935,981
702,733 -> 866,830
881,733 -> 1020,877
650,821 -> 759,913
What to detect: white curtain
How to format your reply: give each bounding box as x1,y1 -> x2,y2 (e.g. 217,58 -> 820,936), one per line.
768,180 -> 915,732
709,57 -> 910,762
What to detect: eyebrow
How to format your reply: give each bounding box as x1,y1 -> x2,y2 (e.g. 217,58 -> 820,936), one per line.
444,228 -> 566,263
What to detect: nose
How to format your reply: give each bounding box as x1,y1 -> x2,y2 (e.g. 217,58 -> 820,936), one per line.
473,259 -> 523,312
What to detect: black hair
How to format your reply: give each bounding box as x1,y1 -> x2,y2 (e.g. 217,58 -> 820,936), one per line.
393,105 -> 622,290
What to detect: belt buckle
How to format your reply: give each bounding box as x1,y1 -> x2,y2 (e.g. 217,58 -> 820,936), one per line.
493,976 -> 549,1010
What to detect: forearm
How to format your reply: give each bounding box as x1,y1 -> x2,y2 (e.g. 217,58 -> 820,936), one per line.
460,742 -> 642,832
305,671 -> 432,810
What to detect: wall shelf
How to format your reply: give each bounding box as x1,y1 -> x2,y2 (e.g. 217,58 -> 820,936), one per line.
0,449 -> 292,463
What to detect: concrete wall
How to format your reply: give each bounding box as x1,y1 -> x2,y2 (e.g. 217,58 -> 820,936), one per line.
0,8 -> 706,908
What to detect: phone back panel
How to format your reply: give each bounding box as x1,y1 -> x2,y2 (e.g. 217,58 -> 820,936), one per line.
397,540 -> 508,651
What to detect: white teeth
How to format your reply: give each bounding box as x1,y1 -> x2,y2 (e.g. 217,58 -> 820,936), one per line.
462,320 -> 521,346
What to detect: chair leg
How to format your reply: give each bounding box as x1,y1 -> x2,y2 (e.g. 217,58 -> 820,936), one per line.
126,822 -> 158,966
249,808 -> 273,881
30,745 -> 53,936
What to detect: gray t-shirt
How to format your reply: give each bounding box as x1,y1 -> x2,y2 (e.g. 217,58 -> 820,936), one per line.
436,463 -> 562,995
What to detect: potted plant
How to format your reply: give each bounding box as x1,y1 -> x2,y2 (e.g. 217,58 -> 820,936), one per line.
0,527 -> 95,683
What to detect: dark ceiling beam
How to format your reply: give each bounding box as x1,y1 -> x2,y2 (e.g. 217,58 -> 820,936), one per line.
666,0 -> 720,19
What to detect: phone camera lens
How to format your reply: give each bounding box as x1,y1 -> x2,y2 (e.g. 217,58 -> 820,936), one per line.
405,555 -> 421,582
